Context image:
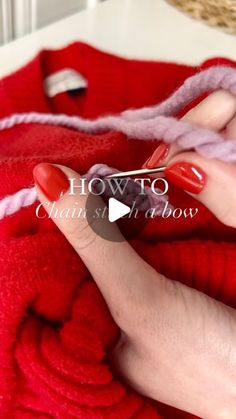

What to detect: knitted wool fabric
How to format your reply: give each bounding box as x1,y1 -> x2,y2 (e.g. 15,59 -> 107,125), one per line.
1,43 -> 236,419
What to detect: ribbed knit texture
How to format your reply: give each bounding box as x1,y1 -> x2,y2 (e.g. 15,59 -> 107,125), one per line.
1,42 -> 236,418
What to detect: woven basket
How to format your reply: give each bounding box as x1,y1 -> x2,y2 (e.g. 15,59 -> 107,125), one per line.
167,0 -> 236,34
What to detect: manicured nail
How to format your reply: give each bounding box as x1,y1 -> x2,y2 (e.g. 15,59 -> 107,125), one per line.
143,143 -> 170,168
165,161 -> 206,194
33,163 -> 69,201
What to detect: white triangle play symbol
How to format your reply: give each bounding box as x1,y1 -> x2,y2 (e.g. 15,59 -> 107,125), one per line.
108,198 -> 131,222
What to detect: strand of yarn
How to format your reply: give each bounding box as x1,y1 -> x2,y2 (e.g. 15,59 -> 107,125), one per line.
1,66 -> 234,132
0,164 -> 169,220
122,66 -> 236,120
0,66 -> 236,161
0,187 -> 37,219
1,111 -> 236,162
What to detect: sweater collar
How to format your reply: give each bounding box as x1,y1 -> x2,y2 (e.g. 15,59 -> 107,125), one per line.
0,42 -> 129,119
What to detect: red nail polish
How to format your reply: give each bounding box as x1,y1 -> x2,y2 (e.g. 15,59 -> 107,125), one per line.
165,161 -> 206,194
143,143 -> 170,168
33,163 -> 69,201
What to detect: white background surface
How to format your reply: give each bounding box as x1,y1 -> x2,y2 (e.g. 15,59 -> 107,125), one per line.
33,0 -> 88,28
0,0 -> 235,78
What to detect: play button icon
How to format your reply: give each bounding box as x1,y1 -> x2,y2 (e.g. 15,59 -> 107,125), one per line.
108,198 -> 131,222
85,178 -> 149,242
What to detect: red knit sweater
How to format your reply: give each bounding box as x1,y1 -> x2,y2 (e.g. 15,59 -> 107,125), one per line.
1,42 -> 236,419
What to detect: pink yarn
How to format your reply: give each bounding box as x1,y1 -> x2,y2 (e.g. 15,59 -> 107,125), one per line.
0,187 -> 37,219
0,66 -> 235,160
1,65 -> 236,219
122,65 -> 236,120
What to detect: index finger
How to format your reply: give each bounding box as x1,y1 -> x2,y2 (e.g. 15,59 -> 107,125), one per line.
33,163 -> 159,331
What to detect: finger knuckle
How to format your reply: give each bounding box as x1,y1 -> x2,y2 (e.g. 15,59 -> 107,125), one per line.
67,219 -> 97,252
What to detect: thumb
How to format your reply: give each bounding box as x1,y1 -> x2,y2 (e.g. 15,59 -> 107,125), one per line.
33,163 -> 158,331
164,152 -> 236,228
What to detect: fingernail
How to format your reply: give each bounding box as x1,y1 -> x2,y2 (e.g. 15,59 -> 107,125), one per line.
165,161 -> 206,194
33,163 -> 69,201
143,143 -> 170,168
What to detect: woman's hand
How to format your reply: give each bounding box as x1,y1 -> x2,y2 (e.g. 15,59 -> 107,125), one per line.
33,90 -> 236,419
145,90 -> 236,228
